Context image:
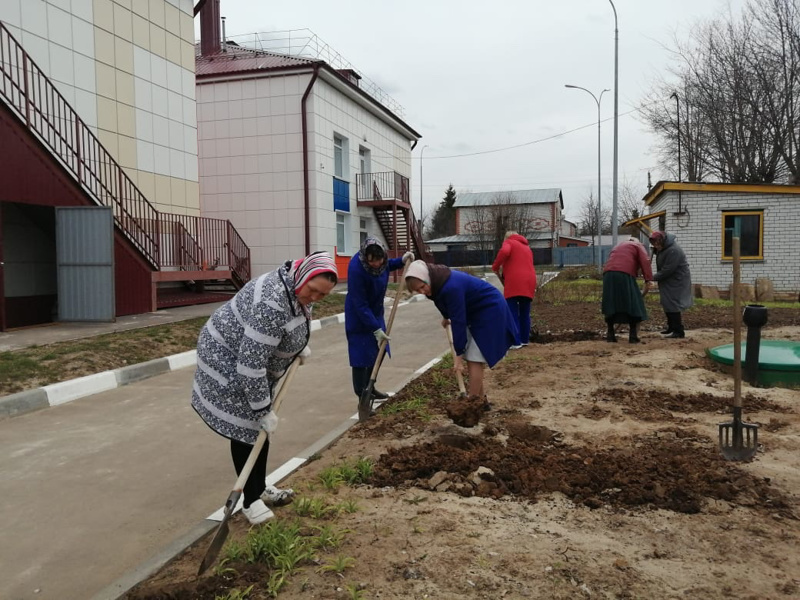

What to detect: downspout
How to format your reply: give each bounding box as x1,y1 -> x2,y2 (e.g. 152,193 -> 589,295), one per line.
410,140 -> 418,152
301,65 -> 321,255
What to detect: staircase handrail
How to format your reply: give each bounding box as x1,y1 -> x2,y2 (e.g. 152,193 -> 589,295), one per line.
0,22 -> 251,284
0,22 -> 160,266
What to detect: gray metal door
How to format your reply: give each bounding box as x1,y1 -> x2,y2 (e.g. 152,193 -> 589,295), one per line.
56,206 -> 115,322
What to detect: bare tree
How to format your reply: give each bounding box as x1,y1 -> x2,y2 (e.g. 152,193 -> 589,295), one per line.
618,176 -> 648,224
640,0 -> 798,183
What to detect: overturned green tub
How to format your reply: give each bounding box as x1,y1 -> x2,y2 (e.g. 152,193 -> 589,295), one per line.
706,340 -> 800,388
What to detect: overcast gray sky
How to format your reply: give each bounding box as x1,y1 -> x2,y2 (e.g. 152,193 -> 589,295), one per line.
209,0 -> 744,222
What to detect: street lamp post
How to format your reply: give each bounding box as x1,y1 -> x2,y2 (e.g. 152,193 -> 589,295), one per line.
419,144 -> 429,234
565,84 -> 609,269
608,0 -> 619,248
670,92 -> 681,182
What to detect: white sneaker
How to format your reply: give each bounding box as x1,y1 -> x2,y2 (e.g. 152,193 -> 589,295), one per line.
510,344 -> 523,350
261,485 -> 296,507
242,499 -> 274,525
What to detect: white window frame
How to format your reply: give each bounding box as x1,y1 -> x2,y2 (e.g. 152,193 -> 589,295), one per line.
359,217 -> 368,246
333,134 -> 350,180
336,211 -> 351,255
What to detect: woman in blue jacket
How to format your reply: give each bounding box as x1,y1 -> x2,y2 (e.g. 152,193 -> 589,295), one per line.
405,260 -> 517,402
345,237 -> 413,405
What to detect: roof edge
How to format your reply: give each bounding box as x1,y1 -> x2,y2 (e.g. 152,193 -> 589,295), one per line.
644,181 -> 800,206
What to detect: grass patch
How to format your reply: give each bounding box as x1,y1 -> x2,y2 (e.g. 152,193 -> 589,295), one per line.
0,317 -> 210,395
310,293 -> 346,318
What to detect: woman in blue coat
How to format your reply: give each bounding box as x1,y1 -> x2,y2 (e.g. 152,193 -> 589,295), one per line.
345,237 -> 413,404
405,260 -> 518,402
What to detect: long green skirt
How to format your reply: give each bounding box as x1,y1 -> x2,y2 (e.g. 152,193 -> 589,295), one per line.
601,271 -> 648,323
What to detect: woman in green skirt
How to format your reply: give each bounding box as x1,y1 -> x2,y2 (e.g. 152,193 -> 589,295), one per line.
601,237 -> 653,343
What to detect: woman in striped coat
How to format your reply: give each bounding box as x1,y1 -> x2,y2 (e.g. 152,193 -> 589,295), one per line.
191,251 -> 338,524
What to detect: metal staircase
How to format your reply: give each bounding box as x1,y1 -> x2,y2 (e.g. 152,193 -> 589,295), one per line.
356,171 -> 431,262
0,22 -> 250,298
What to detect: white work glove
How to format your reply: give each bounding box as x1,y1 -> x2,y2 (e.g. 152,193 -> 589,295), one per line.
298,345 -> 311,365
402,251 -> 415,264
374,328 -> 391,343
259,411 -> 279,435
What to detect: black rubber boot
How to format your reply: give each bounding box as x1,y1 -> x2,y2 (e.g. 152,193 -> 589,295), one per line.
629,320 -> 641,344
664,313 -> 685,338
605,319 -> 617,343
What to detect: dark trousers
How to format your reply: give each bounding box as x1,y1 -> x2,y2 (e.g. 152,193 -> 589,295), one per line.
230,437 -> 270,508
352,366 -> 372,397
506,296 -> 532,345
351,354 -> 385,397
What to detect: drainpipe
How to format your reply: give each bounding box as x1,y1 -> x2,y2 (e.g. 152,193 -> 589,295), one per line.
301,65 -> 321,255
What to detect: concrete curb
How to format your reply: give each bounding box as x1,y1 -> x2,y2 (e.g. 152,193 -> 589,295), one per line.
92,348 -> 448,600
0,307 -> 354,420
0,296 -> 429,421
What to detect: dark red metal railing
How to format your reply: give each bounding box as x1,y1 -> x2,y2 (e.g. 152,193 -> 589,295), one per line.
0,22 -> 250,283
356,171 -> 431,262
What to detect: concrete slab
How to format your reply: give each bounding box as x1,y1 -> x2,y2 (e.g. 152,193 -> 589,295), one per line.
0,297 -> 449,600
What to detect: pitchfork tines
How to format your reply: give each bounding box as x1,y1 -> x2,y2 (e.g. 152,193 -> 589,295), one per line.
718,408 -> 759,461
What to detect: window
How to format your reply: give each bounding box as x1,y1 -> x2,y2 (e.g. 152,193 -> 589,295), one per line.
334,135 -> 343,178
722,211 -> 763,259
359,217 -> 368,246
333,134 -> 349,179
336,213 -> 349,253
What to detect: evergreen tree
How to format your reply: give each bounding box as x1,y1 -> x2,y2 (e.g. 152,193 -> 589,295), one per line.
429,184 -> 457,238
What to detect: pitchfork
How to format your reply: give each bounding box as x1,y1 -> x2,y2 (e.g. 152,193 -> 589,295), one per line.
718,237 -> 759,461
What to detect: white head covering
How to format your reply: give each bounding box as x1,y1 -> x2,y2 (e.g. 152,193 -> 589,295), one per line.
405,260 -> 430,287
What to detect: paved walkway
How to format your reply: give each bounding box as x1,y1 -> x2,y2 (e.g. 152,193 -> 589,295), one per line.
0,297 -> 449,600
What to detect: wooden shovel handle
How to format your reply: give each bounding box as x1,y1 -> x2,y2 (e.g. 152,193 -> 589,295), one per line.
367,258 -> 413,382
732,238 -> 742,409
445,323 -> 467,395
232,358 -> 301,493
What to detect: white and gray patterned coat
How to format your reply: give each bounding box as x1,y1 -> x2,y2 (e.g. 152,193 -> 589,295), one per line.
191,262 -> 310,444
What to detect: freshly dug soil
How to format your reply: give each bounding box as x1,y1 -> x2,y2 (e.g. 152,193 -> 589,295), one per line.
127,315 -> 800,600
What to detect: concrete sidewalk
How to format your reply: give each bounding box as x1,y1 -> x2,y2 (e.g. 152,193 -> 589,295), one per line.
0,296 -> 449,600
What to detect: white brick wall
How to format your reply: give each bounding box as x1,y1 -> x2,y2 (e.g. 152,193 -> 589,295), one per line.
649,191 -> 800,292
198,72 -> 415,276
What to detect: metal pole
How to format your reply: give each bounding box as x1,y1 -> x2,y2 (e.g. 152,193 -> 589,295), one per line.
671,92 -> 681,182
419,144 -> 428,233
609,0 -> 619,248
565,85 -> 609,269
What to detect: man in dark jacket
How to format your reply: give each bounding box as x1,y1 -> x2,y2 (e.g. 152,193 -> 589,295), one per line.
649,231 -> 693,338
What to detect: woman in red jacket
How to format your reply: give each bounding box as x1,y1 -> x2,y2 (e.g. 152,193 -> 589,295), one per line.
492,231 -> 538,347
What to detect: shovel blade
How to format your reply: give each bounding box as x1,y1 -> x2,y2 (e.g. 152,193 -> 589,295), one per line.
358,382 -> 375,422
197,490 -> 241,576
718,421 -> 759,462
197,517 -> 230,576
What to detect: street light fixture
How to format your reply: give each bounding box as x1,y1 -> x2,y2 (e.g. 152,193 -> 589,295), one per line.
670,92 -> 681,182
608,0 -> 619,248
565,84 -> 609,269
419,144 -> 429,233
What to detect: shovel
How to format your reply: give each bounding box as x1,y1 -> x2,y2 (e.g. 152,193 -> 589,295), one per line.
358,258 -> 413,421
445,323 -> 467,397
718,237 -> 759,461
197,357 -> 301,576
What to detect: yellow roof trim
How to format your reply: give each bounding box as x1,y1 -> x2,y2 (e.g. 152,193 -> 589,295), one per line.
643,181 -> 800,206
621,210 -> 666,234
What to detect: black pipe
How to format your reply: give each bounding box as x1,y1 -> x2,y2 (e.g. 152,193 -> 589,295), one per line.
742,304 -> 768,386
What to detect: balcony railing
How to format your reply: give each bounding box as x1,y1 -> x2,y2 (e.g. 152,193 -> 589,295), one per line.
356,171 -> 410,203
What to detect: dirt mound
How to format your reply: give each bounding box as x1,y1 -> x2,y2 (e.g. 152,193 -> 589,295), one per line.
592,386 -> 789,421
445,395 -> 486,427
370,430 -> 793,516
